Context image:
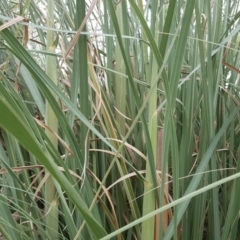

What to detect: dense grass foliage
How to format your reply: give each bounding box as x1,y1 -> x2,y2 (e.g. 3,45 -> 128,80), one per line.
0,1 -> 240,239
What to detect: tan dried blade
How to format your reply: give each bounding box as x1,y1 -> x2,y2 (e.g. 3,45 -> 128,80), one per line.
0,16 -> 24,31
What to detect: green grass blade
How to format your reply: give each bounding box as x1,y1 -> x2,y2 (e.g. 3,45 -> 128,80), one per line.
0,97 -> 107,239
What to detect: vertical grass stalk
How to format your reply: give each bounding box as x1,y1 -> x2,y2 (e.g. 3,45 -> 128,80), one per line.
45,0 -> 58,238
76,0 -> 89,165
141,1 -> 159,239
115,2 -> 126,135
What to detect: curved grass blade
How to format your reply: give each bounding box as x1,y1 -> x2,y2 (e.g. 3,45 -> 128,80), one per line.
0,97 -> 107,239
